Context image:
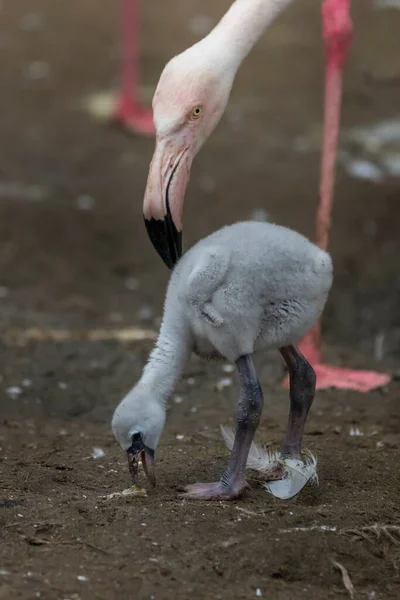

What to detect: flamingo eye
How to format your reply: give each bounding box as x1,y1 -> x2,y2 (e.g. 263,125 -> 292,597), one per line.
191,106 -> 202,119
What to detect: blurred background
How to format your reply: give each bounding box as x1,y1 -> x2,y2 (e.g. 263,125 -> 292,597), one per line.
0,2 -> 400,597
0,0 -> 399,357
0,0 -> 399,366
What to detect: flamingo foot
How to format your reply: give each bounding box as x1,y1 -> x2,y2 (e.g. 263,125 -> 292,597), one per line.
282,328 -> 391,392
184,477 -> 246,501
114,96 -> 155,137
282,363 -> 390,392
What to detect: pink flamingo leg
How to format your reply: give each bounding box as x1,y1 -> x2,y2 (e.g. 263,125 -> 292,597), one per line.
114,0 -> 155,136
283,0 -> 390,392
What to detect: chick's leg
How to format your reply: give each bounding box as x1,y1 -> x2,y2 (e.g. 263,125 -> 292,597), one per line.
185,355 -> 263,500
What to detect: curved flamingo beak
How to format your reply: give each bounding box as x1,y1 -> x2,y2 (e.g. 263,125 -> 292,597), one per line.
143,136 -> 193,269
127,435 -> 156,488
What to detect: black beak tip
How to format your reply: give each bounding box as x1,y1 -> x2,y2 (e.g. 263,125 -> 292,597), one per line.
144,216 -> 182,270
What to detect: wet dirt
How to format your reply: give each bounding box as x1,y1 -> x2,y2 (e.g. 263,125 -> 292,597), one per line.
1,0 -> 400,598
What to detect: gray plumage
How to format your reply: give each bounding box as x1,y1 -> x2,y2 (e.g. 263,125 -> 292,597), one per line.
174,220 -> 332,361
112,221 -> 333,458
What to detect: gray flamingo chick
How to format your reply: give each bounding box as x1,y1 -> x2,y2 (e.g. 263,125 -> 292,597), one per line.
112,221 -> 333,500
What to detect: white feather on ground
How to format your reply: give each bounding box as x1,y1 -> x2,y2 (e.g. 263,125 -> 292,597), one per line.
220,425 -> 318,499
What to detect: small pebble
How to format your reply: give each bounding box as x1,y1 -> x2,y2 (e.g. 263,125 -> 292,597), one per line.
256,590 -> 262,598
58,382 -> 68,390
176,434 -> 184,441
222,364 -> 234,373
0,286 -> 9,298
187,377 -> 195,385
77,575 -> 89,582
21,379 -> 32,388
191,407 -> 197,413
174,395 -> 183,404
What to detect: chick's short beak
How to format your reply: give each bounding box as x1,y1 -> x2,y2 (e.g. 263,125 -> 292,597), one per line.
127,442 -> 156,488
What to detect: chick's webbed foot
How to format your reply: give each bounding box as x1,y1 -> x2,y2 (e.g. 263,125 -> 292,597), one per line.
184,475 -> 246,501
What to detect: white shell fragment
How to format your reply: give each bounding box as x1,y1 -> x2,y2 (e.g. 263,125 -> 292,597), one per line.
220,426 -> 318,499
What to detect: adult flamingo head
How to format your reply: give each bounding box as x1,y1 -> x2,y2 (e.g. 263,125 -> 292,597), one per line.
143,45 -> 236,268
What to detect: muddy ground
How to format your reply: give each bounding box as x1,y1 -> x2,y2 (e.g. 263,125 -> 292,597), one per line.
1,0 -> 400,598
